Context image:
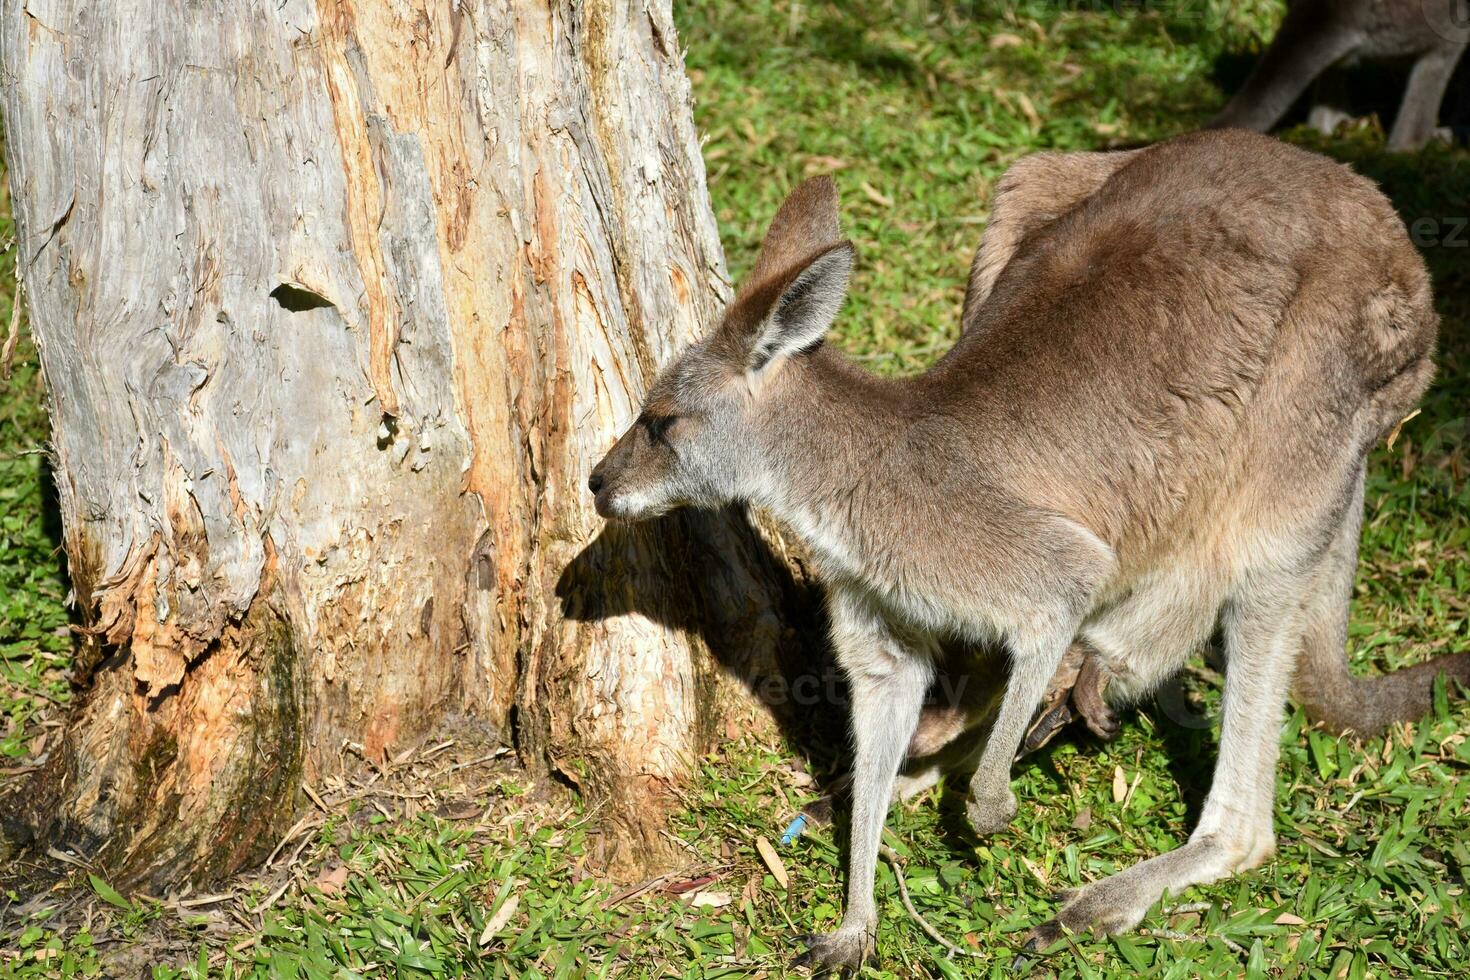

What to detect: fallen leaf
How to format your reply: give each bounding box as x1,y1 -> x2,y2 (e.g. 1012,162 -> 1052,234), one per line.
665,873 -> 719,896
1385,408 -> 1420,450
438,799 -> 481,821
1015,92 -> 1040,129
315,864 -> 349,896
688,890 -> 733,908
741,874 -> 760,906
756,835 -> 789,890
784,764 -> 815,789
478,892 -> 520,947
1112,766 -> 1127,803
1122,770 -> 1142,809
802,155 -> 849,175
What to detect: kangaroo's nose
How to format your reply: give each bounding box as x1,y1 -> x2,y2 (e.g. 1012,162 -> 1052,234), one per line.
588,472 -> 604,495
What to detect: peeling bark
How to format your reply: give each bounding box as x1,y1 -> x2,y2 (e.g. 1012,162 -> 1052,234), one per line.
1,0 -> 807,887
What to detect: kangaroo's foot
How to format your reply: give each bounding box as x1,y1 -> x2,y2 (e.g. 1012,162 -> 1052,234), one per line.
1022,698 -> 1075,754
792,925 -> 876,975
1023,826 -> 1275,948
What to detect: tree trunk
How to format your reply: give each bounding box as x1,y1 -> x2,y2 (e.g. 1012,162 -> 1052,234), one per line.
0,0 -> 808,888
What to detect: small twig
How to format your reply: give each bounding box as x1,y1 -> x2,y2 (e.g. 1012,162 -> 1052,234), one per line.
301,782 -> 328,812
1163,901 -> 1215,916
419,739 -> 456,760
45,846 -> 92,870
262,814 -> 323,867
879,845 -> 980,960
601,865 -> 692,909
429,749 -> 508,779
174,892 -> 235,909
256,832 -> 319,919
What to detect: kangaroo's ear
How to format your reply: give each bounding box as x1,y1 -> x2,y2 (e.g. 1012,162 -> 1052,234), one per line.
715,176 -> 853,372
746,241 -> 853,370
748,175 -> 843,285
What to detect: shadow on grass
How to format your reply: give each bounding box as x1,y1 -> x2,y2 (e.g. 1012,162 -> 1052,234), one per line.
805,17 -> 925,83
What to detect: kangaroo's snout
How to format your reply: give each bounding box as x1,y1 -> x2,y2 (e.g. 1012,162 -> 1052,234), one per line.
588,452 -> 617,519
588,431 -> 647,521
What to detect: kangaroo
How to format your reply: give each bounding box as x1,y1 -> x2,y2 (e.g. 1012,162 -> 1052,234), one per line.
588,129 -> 1465,970
1209,0 -> 1468,150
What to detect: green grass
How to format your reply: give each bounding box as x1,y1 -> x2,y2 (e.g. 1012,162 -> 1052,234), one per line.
3,1 -> 1469,976
0,176 -> 72,771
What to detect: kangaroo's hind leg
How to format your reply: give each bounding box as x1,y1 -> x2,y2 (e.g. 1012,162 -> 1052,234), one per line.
1026,558 -> 1315,944
1209,6 -> 1361,133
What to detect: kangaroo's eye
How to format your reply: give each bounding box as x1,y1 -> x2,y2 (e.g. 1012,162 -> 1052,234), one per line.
640,414 -> 678,444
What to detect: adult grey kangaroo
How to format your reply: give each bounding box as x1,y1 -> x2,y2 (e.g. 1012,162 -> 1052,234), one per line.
587,129 -> 1463,971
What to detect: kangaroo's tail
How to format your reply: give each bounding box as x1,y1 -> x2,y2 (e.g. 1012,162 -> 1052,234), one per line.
1295,646 -> 1470,736
1293,464 -> 1469,735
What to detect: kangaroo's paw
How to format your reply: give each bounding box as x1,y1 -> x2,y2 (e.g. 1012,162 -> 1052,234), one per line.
1082,700 -> 1120,741
966,788 -> 1017,835
1073,653 -> 1120,741
792,928 -> 876,975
